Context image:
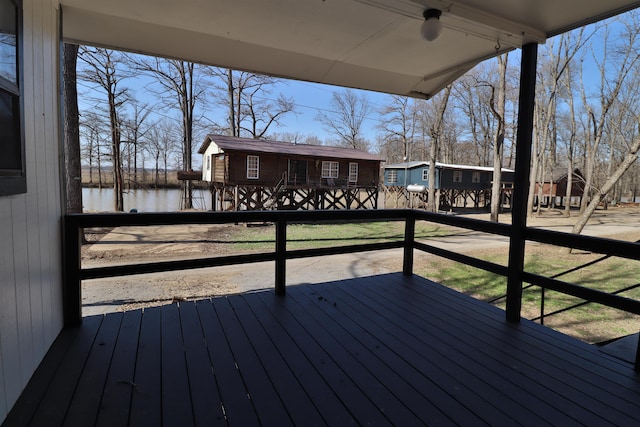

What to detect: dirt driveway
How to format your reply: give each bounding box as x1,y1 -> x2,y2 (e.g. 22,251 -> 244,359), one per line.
82,205 -> 640,316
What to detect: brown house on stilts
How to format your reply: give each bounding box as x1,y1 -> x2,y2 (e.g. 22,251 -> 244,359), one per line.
534,168 -> 585,208
198,134 -> 382,211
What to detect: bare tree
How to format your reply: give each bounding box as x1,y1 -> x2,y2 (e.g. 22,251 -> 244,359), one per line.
558,57 -> 580,217
79,111 -> 109,187
316,89 -> 372,151
134,57 -> 207,209
422,86 -> 452,213
489,54 -> 508,222
571,12 -> 640,234
63,43 -> 82,213
144,119 -> 180,187
377,95 -> 420,163
78,46 -> 131,211
121,101 -> 151,188
527,30 -> 589,216
454,65 -> 497,167
207,68 -> 295,139
244,88 -> 295,139
272,131 -> 323,145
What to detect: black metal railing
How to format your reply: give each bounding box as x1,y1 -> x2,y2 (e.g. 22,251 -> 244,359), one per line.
63,208 -> 640,369
489,238 -> 640,326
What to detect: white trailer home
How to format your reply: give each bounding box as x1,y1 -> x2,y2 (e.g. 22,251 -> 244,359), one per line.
3,0 -> 640,424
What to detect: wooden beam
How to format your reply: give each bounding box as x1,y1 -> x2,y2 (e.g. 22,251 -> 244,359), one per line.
403,212 -> 415,276
506,42 -> 538,322
275,217 -> 287,295
62,216 -> 82,327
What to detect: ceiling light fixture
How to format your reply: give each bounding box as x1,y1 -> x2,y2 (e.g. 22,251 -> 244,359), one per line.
420,8 -> 442,42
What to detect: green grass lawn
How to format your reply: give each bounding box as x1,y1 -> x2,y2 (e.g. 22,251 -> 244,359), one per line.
229,220 -> 450,251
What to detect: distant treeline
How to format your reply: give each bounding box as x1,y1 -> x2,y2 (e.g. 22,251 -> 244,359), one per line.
81,167 -> 208,190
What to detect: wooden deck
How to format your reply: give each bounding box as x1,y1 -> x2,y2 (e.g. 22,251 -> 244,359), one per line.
5,273 -> 640,426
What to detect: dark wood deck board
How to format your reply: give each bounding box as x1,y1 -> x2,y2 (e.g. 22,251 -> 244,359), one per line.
301,281 -> 541,426
177,302 -> 226,426
194,300 -> 261,426
249,292 -> 357,426
63,312 -> 122,426
26,315 -> 103,427
211,297 -> 294,426
160,303 -> 194,427
380,274 -> 640,423
324,277 -> 588,425
356,276 -> 589,424
227,295 -> 326,426
1,327 -> 81,426
95,310 -> 142,427
5,273 -> 640,426
291,288 -> 423,424
285,287 -> 432,425
128,305 -> 161,427
397,275 -> 640,397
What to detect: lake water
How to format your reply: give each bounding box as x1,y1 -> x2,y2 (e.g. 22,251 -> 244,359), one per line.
80,188 -> 640,212
82,187 -> 209,212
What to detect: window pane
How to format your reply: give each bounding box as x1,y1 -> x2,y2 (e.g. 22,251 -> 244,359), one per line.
0,89 -> 20,171
247,155 -> 259,179
0,0 -> 17,86
322,161 -> 338,178
349,162 -> 358,182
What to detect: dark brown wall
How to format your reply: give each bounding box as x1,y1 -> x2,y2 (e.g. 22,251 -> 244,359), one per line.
212,150 -> 380,187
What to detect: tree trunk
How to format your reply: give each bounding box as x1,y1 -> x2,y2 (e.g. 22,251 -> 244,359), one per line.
63,43 -> 82,214
564,164 -> 573,217
490,54 -> 507,222
108,88 -> 124,211
428,85 -> 451,213
571,137 -> 640,234
227,69 -> 235,136
526,111 -> 540,216
428,144 -> 437,213
154,156 -> 160,188
536,152 -> 547,216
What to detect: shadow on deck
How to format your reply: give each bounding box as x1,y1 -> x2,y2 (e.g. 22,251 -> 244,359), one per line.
5,273 -> 640,426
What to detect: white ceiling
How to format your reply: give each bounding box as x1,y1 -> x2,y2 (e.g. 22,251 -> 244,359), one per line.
61,0 -> 640,98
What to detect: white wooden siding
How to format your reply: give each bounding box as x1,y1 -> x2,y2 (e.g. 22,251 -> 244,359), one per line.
0,0 -> 62,422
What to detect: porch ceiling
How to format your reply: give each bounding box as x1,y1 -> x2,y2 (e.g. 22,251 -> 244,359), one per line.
61,0 -> 640,98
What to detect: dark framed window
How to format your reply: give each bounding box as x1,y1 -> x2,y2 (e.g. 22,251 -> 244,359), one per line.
0,0 -> 25,196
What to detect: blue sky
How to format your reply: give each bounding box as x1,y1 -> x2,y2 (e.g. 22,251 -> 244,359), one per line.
198,77 -> 394,143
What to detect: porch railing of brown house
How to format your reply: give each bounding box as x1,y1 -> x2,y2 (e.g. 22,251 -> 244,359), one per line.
63,209 -> 640,370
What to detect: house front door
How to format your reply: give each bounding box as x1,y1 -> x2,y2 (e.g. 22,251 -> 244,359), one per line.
288,160 -> 307,185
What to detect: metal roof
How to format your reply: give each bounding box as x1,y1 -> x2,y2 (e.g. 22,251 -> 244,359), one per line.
61,0 -> 640,99
199,134 -> 383,161
385,161 -> 514,173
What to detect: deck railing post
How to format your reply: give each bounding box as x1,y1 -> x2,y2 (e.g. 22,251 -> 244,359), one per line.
506,42 -> 538,322
62,216 -> 82,327
403,211 -> 415,276
275,216 -> 287,295
635,333 -> 640,372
